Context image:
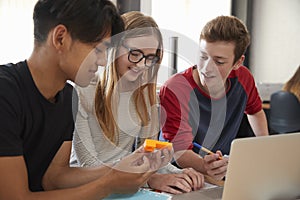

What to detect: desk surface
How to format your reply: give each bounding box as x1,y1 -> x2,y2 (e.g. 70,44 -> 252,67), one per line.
172,187 -> 223,200
171,177 -> 224,200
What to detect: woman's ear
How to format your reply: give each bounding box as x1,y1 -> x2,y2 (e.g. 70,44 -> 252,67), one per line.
233,55 -> 245,70
51,24 -> 70,52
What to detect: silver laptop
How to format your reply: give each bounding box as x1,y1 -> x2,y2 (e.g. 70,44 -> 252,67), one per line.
173,133 -> 300,200
222,132 -> 300,200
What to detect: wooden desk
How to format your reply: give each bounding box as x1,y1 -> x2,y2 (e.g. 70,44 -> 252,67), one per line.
204,175 -> 224,187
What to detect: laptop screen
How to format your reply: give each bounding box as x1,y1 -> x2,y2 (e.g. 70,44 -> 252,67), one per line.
222,133 -> 300,200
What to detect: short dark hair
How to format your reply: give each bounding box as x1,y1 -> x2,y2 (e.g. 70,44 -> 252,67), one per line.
33,0 -> 124,44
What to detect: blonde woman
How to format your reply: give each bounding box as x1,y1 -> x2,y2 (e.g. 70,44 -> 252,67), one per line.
71,11 -> 204,194
283,65 -> 300,101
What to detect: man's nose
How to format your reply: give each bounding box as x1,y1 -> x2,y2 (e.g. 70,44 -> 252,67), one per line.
202,59 -> 214,73
96,56 -> 107,67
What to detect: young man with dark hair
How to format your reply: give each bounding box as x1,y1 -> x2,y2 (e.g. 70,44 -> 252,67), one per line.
0,0 -> 171,199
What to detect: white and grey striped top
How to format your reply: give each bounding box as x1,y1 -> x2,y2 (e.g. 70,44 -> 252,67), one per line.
70,75 -> 182,174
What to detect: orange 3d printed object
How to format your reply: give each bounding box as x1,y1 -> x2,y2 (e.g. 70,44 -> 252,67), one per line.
144,139 -> 173,152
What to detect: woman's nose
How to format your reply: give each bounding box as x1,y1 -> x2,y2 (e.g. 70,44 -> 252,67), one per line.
135,57 -> 146,68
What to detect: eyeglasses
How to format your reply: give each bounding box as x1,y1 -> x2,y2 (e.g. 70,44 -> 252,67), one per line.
122,44 -> 160,68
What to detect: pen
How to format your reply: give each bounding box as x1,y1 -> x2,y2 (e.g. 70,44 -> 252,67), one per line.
193,142 -> 222,160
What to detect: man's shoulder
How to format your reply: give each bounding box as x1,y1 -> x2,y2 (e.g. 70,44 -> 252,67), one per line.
0,61 -> 26,79
0,63 -> 27,114
230,66 -> 253,78
160,66 -> 198,98
0,63 -> 23,89
0,62 -> 29,102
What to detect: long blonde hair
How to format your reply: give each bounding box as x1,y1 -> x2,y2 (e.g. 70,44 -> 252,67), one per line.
94,11 -> 163,144
283,65 -> 300,101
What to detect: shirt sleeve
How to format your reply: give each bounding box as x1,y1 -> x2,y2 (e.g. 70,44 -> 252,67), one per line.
159,79 -> 194,152
238,67 -> 262,114
0,79 -> 23,156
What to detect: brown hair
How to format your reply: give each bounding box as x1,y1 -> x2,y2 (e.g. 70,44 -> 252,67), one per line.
200,15 -> 250,64
283,65 -> 300,101
94,11 -> 163,144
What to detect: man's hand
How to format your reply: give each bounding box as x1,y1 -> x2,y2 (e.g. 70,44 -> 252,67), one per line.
203,150 -> 228,181
107,144 -> 173,194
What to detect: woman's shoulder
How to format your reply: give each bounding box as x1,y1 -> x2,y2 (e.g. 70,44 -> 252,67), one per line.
75,75 -> 100,113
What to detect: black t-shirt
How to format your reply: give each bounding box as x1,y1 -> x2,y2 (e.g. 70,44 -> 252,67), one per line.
0,61 -> 74,191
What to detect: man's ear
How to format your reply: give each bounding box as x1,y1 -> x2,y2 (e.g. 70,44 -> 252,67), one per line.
233,55 -> 245,70
51,25 -> 70,52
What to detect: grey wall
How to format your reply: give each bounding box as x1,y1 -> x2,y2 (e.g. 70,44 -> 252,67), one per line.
231,0 -> 253,68
250,0 -> 300,83
117,0 -> 140,14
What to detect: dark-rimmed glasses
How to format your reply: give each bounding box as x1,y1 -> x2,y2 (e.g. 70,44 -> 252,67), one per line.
122,44 -> 160,68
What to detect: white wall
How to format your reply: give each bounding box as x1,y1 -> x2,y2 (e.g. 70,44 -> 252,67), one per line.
147,0 -> 232,86
0,0 -> 117,64
4,0 -> 297,86
250,0 -> 300,84
0,0 -> 36,64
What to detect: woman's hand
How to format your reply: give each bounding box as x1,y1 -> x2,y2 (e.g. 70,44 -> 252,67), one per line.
181,168 -> 205,190
147,168 -> 204,194
108,145 -> 173,194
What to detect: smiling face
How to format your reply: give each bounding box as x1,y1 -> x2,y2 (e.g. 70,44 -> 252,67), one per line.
115,35 -> 159,85
196,39 -> 244,98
